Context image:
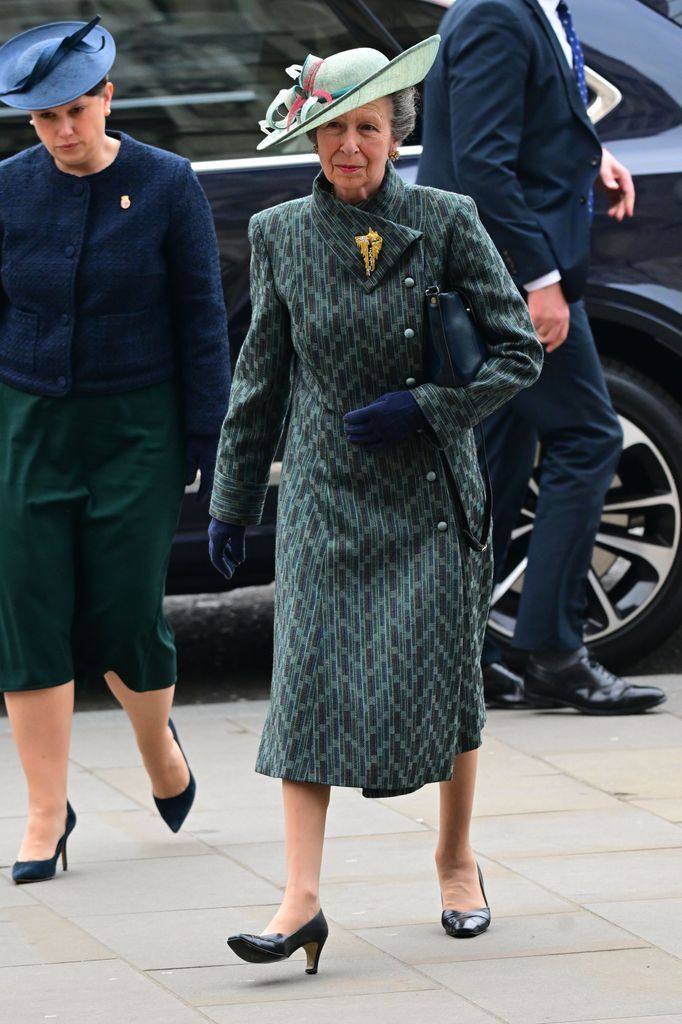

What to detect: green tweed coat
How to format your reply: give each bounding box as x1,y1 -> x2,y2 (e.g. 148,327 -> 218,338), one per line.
210,164 -> 542,795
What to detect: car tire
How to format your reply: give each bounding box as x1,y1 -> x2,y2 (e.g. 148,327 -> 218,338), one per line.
487,358 -> 682,671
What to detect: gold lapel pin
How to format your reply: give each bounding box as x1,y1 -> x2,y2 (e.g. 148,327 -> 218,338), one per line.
120,195 -> 131,209
355,228 -> 383,277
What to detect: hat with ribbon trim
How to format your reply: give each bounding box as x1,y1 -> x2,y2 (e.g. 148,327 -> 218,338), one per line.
0,16 -> 115,110
257,35 -> 440,151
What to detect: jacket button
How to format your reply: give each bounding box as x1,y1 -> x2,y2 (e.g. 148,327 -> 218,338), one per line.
405,377 -> 417,388
60,313 -> 69,326
404,328 -> 415,339
426,471 -> 436,482
64,245 -> 76,257
56,376 -> 67,389
404,277 -> 415,288
437,521 -> 448,532
579,196 -> 587,205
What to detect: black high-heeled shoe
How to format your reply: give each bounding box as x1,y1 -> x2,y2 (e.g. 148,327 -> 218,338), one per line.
12,802 -> 77,884
227,909 -> 329,975
441,864 -> 491,938
153,719 -> 196,833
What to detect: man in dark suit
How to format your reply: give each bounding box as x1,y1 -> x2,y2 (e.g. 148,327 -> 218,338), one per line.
418,0 -> 666,714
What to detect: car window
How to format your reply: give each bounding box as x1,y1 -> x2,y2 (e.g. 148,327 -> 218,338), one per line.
0,0 -> 361,162
638,0 -> 682,26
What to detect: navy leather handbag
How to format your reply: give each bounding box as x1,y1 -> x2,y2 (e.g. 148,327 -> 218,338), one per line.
424,285 -> 491,553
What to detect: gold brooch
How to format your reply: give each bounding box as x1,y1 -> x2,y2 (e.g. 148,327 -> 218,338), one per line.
355,228 -> 383,277
120,195 -> 131,209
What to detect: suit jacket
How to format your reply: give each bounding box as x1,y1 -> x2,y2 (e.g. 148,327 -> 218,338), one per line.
0,132 -> 230,438
417,0 -> 603,302
210,165 -> 542,792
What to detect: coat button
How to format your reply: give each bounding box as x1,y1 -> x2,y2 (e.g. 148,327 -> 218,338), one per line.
405,377 -> 417,388
404,277 -> 415,288
60,313 -> 70,326
404,328 -> 415,339
437,521 -> 448,532
56,376 -> 67,389
426,471 -> 436,482
64,244 -> 76,257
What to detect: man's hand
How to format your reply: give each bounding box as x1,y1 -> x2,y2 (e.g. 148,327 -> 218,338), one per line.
597,147 -> 635,221
527,282 -> 570,352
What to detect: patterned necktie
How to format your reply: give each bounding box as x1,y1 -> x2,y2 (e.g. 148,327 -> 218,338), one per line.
556,1 -> 589,106
556,0 -> 593,218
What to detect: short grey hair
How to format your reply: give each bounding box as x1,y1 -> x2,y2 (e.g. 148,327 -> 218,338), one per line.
307,86 -> 419,147
389,86 -> 419,145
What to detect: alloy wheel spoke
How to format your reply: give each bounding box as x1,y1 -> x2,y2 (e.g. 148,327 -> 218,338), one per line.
593,529 -> 673,576
492,557 -> 528,604
586,568 -> 622,632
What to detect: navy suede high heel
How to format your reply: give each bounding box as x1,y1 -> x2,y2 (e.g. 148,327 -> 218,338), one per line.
153,719 -> 196,833
12,802 -> 77,884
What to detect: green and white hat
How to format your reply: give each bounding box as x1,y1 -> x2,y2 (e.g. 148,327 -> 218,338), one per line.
258,35 -> 440,151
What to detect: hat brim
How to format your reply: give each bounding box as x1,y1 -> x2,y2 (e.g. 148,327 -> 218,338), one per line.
0,20 -> 115,110
257,34 -> 440,151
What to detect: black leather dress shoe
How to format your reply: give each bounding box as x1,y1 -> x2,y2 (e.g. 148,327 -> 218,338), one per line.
483,662 -> 530,709
524,653 -> 667,715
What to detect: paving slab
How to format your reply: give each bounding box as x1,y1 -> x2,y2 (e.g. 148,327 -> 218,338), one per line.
0,905 -> 113,967
6,855 -> 282,917
1,810 -> 209,867
471,806 -> 682,858
419,948 -> 682,1023
0,875 -> 36,908
543,748 -> 682,800
0,959 -> 206,1024
200,989 -> 500,1024
150,954 -> 437,1006
355,910 -> 646,963
74,906 -> 380,971
586,898 -> 682,959
502,849 -> 682,903
486,705 -> 682,755
630,798 -> 682,823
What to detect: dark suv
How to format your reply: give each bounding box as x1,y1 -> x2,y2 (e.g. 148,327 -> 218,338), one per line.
2,0 -> 682,668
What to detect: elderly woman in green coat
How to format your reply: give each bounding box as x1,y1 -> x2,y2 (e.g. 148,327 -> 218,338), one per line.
209,36 -> 543,972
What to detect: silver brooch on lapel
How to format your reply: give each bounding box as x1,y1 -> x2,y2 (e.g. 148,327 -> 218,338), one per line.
354,228 -> 383,277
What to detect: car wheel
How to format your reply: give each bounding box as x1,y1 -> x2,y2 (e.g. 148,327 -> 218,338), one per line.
487,358 -> 682,670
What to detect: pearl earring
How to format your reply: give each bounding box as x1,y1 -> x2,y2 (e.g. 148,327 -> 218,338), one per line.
29,119 -> 34,126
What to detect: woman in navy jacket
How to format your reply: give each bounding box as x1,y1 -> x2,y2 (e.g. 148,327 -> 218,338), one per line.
0,18 -> 230,882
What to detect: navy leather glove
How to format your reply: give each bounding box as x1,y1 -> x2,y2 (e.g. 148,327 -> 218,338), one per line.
185,436 -> 217,501
208,517 -> 246,580
343,391 -> 427,450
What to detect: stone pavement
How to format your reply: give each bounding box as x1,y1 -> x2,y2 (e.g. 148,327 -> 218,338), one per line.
1,674 -> 682,1024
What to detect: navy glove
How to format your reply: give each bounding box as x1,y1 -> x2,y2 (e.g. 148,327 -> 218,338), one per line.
343,391 -> 427,450
208,517 -> 246,580
185,436 -> 217,501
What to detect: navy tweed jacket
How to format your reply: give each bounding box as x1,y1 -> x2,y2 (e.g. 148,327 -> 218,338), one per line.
0,132 -> 230,438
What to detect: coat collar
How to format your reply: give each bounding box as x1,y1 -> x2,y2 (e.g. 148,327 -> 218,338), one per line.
521,0 -> 598,140
310,163 -> 423,293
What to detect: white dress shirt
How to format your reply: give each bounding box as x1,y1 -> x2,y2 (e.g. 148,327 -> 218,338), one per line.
524,0 -> 573,292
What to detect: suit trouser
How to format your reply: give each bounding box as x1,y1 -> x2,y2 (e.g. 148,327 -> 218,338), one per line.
482,300 -> 623,663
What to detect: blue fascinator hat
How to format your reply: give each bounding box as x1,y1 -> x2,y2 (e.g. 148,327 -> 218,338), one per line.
0,16 -> 115,110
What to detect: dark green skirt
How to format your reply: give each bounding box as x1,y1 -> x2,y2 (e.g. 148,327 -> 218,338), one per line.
0,380 -> 185,693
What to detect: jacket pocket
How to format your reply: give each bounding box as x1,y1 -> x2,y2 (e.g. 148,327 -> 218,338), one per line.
0,307 -> 39,374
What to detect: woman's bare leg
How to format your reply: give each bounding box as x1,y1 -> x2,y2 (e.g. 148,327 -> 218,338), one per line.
104,672 -> 188,798
263,780 -> 331,935
5,682 -> 74,861
436,748 -> 486,910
